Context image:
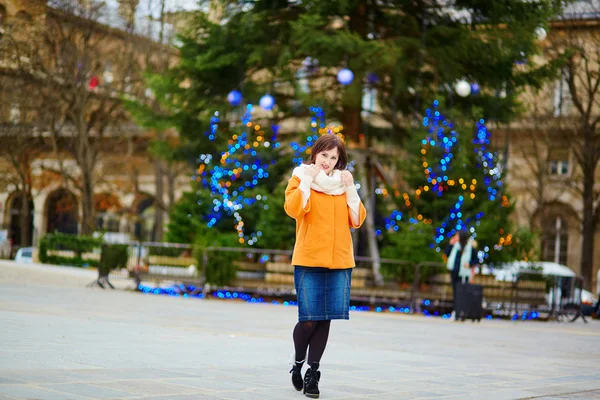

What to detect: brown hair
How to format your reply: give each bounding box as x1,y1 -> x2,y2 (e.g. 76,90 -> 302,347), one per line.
305,134 -> 348,170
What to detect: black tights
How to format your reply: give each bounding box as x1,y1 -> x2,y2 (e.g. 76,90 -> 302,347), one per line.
293,320 -> 331,366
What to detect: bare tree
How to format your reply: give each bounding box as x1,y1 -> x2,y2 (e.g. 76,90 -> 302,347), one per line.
1,0 -> 185,242
0,13 -> 50,246
0,125 -> 41,246
2,0 -> 152,235
544,2 -> 600,289
121,0 -> 184,241
512,93 -> 577,241
118,0 -> 140,31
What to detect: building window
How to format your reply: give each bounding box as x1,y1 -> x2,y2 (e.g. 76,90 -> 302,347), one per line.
0,5 -> 7,28
124,76 -> 132,93
96,213 -> 120,232
362,87 -> 377,115
15,10 -> 32,22
548,148 -> 569,176
296,57 -> 318,95
553,68 -> 573,116
550,160 -> 569,176
10,103 -> 20,124
103,62 -> 113,84
542,216 -> 569,265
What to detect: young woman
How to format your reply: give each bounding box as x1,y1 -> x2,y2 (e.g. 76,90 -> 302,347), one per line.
284,134 -> 366,398
446,230 -> 478,317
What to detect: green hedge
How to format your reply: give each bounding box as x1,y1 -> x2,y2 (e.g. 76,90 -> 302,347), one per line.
148,246 -> 185,257
39,233 -> 102,268
380,225 -> 443,284
200,250 -> 243,286
40,232 -> 101,253
39,233 -> 129,272
193,230 -> 244,286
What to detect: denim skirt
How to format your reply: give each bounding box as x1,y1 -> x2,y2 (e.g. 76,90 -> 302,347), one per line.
294,266 -> 352,321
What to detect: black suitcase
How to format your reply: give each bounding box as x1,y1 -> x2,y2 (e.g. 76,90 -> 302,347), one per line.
455,283 -> 483,321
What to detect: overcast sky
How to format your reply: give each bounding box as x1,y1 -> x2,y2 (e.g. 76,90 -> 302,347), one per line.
95,0 -> 600,41
98,0 -> 203,40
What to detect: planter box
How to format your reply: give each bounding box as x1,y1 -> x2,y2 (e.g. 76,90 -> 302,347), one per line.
265,272 -> 294,284
234,261 -> 266,271
266,262 -> 294,273
149,255 -> 194,267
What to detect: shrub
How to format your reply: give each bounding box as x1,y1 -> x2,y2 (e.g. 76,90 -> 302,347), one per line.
193,228 -> 244,286
98,244 -> 129,277
148,246 -> 184,257
38,233 -> 102,267
380,224 -> 442,284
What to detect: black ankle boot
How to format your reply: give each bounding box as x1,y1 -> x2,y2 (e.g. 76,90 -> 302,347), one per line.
303,365 -> 321,398
290,362 -> 304,391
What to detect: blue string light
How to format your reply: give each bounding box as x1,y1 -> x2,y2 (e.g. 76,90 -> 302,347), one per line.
290,106 -> 326,164
194,104 -> 275,245
138,284 -> 540,321
378,102 -> 510,260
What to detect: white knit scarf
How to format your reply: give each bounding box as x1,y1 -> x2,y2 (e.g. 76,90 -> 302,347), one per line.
446,238 -> 475,282
292,164 -> 346,195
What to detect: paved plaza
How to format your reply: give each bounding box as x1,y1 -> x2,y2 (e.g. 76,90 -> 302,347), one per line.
0,261 -> 599,400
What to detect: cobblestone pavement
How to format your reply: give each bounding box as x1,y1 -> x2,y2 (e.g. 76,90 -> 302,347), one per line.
1,261 -> 599,400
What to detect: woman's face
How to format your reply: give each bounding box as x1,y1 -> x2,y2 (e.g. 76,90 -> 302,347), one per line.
314,147 -> 339,174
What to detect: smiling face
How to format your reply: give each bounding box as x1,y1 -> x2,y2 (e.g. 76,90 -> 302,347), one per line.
306,134 -> 348,172
314,147 -> 339,174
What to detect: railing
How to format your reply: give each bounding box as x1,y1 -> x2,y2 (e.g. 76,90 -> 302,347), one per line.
126,241 -> 193,286
99,243 -> 587,321
514,270 -> 587,322
138,246 -> 452,315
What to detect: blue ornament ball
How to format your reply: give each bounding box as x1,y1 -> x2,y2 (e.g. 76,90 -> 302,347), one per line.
470,82 -> 481,95
227,90 -> 243,106
259,94 -> 275,110
367,72 -> 379,85
337,68 -> 354,85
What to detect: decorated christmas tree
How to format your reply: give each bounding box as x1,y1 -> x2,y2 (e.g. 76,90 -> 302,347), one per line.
188,104 -> 289,245
379,101 -> 528,265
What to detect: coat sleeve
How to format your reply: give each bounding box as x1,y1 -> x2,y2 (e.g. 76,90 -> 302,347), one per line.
284,176 -> 311,219
345,185 -> 366,228
469,248 -> 479,266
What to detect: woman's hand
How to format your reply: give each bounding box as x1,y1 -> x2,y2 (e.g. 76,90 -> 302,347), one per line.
305,164 -> 320,178
341,170 -> 354,187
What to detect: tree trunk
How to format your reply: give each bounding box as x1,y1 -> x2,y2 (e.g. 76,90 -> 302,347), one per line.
342,2 -> 367,145
81,171 -> 95,235
342,106 -> 363,144
580,149 -> 595,290
154,158 -> 164,241
359,157 -> 383,286
536,158 -> 547,257
19,190 -> 31,246
167,167 -> 176,208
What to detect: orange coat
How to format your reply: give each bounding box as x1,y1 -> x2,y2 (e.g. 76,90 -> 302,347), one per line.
284,175 -> 367,269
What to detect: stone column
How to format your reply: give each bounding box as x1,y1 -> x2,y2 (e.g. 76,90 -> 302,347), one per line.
32,191 -> 48,246
0,192 -> 9,228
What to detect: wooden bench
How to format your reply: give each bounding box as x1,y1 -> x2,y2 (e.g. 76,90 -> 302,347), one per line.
231,263 -> 410,301
513,279 -> 547,308
130,253 -> 552,317
472,275 -> 515,304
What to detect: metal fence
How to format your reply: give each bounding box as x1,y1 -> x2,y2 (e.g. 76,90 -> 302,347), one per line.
100,243 -> 587,322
